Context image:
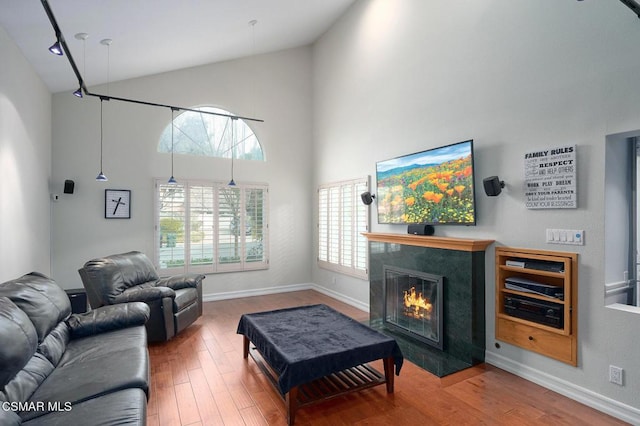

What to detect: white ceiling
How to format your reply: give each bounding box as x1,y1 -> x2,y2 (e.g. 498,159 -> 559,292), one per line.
0,0 -> 355,93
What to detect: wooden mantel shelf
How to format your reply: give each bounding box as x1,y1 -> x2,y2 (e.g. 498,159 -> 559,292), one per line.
363,232 -> 494,252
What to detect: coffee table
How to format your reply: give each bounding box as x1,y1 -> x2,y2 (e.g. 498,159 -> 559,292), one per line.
236,304 -> 403,425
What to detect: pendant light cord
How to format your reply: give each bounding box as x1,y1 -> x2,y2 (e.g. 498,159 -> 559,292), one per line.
100,99 -> 104,171
171,108 -> 175,176
230,119 -> 234,179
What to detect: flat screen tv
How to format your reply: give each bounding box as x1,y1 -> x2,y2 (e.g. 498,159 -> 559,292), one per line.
376,139 -> 476,225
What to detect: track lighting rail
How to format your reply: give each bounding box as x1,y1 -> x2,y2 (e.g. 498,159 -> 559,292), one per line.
619,0 -> 640,18
40,0 -> 264,123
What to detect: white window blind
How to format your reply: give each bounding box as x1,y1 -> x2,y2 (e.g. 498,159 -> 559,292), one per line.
318,177 -> 369,279
155,179 -> 268,274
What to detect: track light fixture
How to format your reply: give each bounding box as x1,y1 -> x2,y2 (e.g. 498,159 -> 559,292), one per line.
48,39 -> 63,55
619,0 -> 640,18
72,32 -> 88,99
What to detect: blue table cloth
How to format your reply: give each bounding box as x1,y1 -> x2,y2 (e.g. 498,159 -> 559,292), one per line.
237,304 -> 403,395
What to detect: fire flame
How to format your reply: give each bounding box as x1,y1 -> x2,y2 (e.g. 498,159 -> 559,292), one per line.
403,287 -> 432,319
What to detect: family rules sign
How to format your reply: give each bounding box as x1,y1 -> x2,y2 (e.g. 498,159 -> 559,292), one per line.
524,145 -> 577,209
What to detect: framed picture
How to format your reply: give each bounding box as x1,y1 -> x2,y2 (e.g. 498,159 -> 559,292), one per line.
105,189 -> 131,219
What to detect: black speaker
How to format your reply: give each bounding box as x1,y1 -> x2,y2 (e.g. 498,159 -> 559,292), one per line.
407,224 -> 434,235
63,179 -> 75,194
360,191 -> 375,205
483,176 -> 504,196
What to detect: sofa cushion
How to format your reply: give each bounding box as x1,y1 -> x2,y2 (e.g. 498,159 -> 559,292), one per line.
2,352 -> 55,406
36,322 -> 70,367
0,273 -> 71,343
21,327 -> 149,421
22,388 -> 147,426
0,407 -> 21,426
0,297 -> 38,388
61,323 -> 147,366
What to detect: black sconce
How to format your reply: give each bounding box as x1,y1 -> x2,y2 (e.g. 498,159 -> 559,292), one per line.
483,176 -> 505,196
360,191 -> 376,205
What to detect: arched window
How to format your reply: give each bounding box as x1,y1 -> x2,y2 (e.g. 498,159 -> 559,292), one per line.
158,106 -> 264,161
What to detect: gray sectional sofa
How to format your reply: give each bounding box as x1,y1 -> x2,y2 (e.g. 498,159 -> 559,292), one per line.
0,272 -> 150,425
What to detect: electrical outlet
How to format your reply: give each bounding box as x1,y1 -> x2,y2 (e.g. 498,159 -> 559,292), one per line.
609,365 -> 623,386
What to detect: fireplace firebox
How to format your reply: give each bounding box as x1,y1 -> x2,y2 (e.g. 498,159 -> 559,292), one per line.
383,266 -> 444,350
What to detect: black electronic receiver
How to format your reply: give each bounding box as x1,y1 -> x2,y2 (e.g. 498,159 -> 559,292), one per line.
504,294 -> 563,329
505,276 -> 564,300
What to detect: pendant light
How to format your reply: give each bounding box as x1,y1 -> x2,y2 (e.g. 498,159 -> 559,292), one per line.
95,98 -> 108,181
168,108 -> 177,184
96,38 -> 112,182
228,118 -> 236,186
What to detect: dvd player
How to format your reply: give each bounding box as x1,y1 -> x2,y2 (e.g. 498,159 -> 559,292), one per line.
504,294 -> 563,329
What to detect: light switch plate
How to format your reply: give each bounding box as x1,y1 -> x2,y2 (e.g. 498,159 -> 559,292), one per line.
546,229 -> 584,245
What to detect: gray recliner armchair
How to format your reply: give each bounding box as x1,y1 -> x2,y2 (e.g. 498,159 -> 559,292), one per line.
78,251 -> 204,342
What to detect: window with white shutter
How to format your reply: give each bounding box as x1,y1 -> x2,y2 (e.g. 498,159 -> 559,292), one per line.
318,177 -> 369,279
155,179 -> 268,274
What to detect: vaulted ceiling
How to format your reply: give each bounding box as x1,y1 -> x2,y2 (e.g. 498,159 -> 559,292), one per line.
0,0 -> 355,93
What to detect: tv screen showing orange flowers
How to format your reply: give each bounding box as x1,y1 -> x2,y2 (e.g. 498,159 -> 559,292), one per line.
376,140 -> 476,225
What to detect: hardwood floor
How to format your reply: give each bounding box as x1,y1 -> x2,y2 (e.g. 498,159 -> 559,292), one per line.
147,290 -> 627,425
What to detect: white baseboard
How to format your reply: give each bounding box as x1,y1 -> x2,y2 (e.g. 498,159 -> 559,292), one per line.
202,282 -> 370,312
202,282 -> 370,313
485,351 -> 640,425
310,284 -> 369,313
202,283 -> 314,302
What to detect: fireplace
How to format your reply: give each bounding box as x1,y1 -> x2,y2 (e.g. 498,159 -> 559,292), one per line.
383,266 -> 443,350
364,233 -> 493,377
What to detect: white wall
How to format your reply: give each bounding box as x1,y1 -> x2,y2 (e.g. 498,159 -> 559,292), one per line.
51,46 -> 313,294
312,0 -> 640,421
0,25 -> 52,283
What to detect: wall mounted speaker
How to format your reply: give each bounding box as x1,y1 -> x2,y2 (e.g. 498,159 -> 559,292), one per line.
483,176 -> 504,196
63,179 -> 75,194
360,191 -> 375,205
407,224 -> 434,236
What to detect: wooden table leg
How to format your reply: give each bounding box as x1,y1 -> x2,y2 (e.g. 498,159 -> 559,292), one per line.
383,357 -> 394,393
243,336 -> 249,359
286,386 -> 298,425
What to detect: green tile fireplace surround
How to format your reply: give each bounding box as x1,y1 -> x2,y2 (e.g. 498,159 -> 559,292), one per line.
364,233 -> 494,377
